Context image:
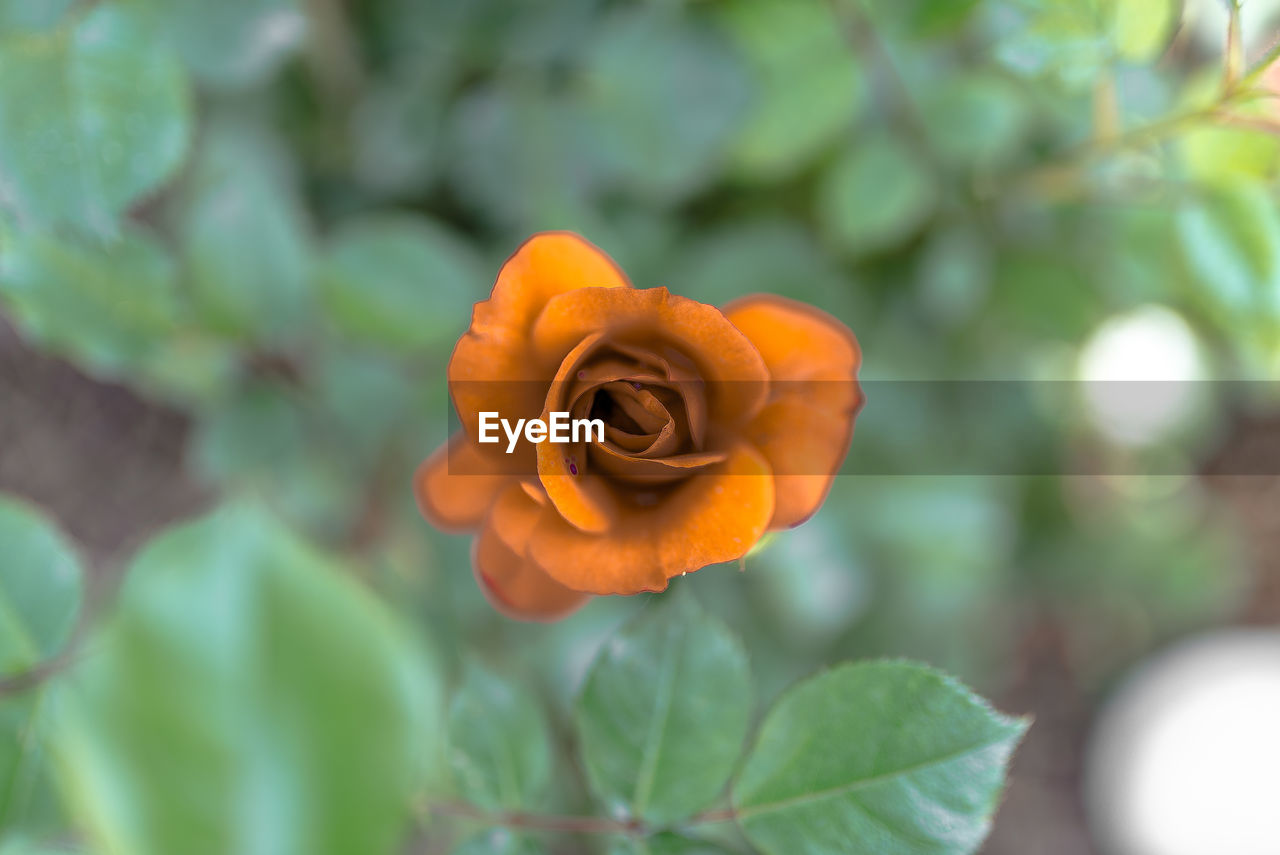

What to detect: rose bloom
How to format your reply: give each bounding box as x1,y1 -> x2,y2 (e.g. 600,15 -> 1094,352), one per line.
415,232 -> 862,620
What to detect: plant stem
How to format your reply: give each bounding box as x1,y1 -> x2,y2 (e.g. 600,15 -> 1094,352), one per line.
1225,0 -> 1244,90
0,647 -> 83,698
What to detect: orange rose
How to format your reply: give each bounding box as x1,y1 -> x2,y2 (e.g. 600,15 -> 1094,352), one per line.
415,232 -> 862,620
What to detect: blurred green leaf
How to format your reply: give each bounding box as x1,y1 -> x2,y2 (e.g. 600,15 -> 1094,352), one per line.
317,214 -> 485,352
992,249 -> 1101,342
861,479 -> 1013,617
1111,0 -> 1178,62
1179,123 -> 1280,184
0,498 -> 81,837
748,516 -> 869,650
140,0 -> 304,89
732,661 -> 1027,855
1177,73 -> 1280,184
0,497 -> 82,675
351,79 -> 448,196
576,592 -> 752,824
191,383 -> 308,481
0,4 -> 191,234
720,0 -> 866,181
312,349 -> 420,461
190,383 -> 361,535
447,662 -> 552,811
178,120 -> 312,343
672,217 -> 865,324
819,133 -> 936,256
53,504 -> 441,855
0,690 -> 65,840
993,1 -> 1108,85
447,84 -> 600,231
1177,183 -> 1280,321
893,0 -> 982,36
915,224 -> 992,325
133,335 -> 241,408
0,227 -> 181,377
0,0 -> 74,35
450,830 -> 547,855
919,73 -> 1028,168
579,7 -> 751,203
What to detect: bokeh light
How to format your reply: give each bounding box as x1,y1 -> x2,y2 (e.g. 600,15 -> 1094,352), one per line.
1087,630 -> 1280,855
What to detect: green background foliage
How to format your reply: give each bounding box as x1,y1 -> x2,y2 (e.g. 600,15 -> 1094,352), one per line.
1,0 -> 1277,852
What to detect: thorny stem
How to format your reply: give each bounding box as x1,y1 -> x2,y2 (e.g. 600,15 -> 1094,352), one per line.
423,801 -> 739,837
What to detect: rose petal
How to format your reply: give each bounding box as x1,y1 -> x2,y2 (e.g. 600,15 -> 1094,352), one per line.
530,287 -> 768,426
414,435 -> 514,532
723,295 -> 863,529
603,427 -> 659,453
475,485 -> 590,621
538,334 -> 620,533
600,342 -> 707,449
599,382 -> 674,436
528,442 -> 775,595
588,444 -> 727,485
450,233 -> 630,456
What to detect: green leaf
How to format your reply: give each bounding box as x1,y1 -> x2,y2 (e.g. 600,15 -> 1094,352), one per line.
818,134 -> 936,256
1177,183 -> 1280,320
450,830 -> 547,855
0,497 -> 82,675
0,226 -> 181,378
447,662 -> 552,811
351,80 -> 448,195
0,498 -> 82,836
312,350 -> 419,461
190,385 -> 360,535
0,4 -> 191,234
52,504 -> 442,855
576,593 -> 753,824
1111,0 -> 1178,62
892,0 -> 982,36
178,119 -> 312,342
732,661 -> 1027,855
1176,71 -> 1280,184
672,218 -> 865,325
915,225 -> 992,325
0,691 -> 65,838
991,2 -> 1108,86
317,214 -> 485,352
919,73 -> 1027,169
579,7 -> 751,203
140,0 -> 304,89
0,0 -> 74,35
720,0 -> 866,180
447,84 -> 601,231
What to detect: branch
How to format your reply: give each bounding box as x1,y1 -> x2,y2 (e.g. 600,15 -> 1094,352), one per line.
689,807 -> 738,824
1224,0 -> 1244,90
0,647 -> 83,698
1241,35 -> 1280,90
